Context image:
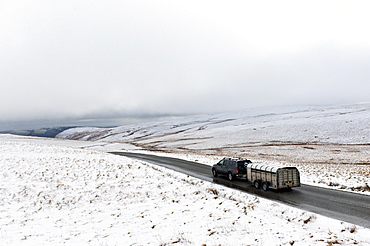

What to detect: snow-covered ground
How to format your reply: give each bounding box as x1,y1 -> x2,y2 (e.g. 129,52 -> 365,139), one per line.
1,104 -> 369,245
4,133 -> 370,195
56,103 -> 370,194
122,150 -> 370,196
57,103 -> 370,146
1,136 -> 369,245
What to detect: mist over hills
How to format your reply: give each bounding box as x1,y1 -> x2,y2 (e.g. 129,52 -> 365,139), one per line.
0,127 -> 74,138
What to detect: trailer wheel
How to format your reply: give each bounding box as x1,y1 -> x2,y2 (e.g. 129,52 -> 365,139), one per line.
262,182 -> 269,191
212,168 -> 218,177
254,180 -> 261,189
228,172 -> 234,181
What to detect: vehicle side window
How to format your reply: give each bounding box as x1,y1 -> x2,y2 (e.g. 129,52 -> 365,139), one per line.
218,160 -> 224,165
223,160 -> 229,166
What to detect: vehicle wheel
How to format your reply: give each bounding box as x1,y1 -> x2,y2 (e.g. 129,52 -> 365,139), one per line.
254,180 -> 261,189
262,182 -> 269,191
212,168 -> 218,177
228,172 -> 234,181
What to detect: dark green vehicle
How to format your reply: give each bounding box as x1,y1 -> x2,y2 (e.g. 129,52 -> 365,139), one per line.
212,157 -> 251,181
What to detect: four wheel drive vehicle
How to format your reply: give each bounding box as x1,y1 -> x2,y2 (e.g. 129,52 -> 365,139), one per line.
212,157 -> 301,191
212,157 -> 252,181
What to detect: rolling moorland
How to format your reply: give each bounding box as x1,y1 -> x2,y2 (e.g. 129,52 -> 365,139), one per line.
1,103 -> 369,245
56,103 -> 370,192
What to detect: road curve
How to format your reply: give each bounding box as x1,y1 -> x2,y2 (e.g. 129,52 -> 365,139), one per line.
110,151 -> 370,229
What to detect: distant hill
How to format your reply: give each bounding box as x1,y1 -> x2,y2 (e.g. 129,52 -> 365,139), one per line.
56,103 -> 370,147
55,104 -> 370,166
1,127 -> 75,138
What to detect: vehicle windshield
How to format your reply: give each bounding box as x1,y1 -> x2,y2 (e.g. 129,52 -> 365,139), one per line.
237,161 -> 247,168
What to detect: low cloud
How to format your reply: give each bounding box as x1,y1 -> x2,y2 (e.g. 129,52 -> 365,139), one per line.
1,1 -> 369,129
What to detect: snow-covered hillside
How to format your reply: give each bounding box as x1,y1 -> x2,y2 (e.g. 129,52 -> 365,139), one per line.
1,137 -> 369,245
57,104 -> 370,146
56,104 -> 370,193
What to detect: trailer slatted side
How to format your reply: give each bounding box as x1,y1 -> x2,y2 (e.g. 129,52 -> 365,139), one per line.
247,163 -> 301,190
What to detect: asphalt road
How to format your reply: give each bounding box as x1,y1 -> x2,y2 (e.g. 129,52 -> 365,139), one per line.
110,151 -> 370,229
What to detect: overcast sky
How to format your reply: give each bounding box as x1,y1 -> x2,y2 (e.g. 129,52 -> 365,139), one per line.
1,1 -> 370,130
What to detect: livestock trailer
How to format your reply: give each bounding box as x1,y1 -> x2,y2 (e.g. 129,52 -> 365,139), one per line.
247,163 -> 301,191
